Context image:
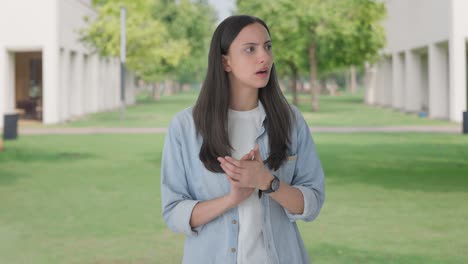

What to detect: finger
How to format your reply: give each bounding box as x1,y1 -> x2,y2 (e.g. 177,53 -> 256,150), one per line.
225,156 -> 243,168
217,157 -> 227,164
248,150 -> 255,161
221,160 -> 242,175
220,163 -> 241,180
240,152 -> 251,161
218,156 -> 241,169
226,176 -> 241,187
253,144 -> 262,162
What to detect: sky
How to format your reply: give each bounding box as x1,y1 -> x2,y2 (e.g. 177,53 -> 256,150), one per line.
208,0 -> 236,23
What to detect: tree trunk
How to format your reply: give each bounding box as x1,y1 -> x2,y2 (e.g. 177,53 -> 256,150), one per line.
346,68 -> 351,93
288,62 -> 298,106
175,82 -> 181,93
152,83 -> 160,101
309,42 -> 320,111
164,79 -> 173,96
351,65 -> 357,94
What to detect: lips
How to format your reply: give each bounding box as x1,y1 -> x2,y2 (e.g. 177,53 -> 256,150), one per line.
256,67 -> 269,74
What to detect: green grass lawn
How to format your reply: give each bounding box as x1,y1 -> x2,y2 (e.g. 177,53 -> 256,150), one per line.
1,133 -> 467,263
27,89 -> 456,128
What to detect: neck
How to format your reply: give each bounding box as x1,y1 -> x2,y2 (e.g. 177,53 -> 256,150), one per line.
229,86 -> 259,111
228,74 -> 260,110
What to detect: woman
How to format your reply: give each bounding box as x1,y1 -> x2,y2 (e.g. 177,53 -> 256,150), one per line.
161,15 -> 325,264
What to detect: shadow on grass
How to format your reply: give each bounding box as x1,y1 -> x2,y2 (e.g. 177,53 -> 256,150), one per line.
311,243 -> 462,264
0,146 -> 96,185
0,168 -> 27,186
319,142 -> 468,193
0,147 -> 96,163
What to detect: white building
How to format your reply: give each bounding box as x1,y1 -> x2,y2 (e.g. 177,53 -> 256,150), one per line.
0,0 -> 135,127
365,0 -> 468,122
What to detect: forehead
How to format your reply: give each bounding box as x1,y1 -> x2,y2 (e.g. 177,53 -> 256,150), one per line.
232,23 -> 271,45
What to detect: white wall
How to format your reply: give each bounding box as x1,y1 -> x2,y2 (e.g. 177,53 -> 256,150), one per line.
0,0 -> 58,125
383,0 -> 450,53
368,0 -> 468,122
429,42 -> 449,119
0,0 -> 137,127
59,0 -> 96,53
449,0 -> 468,122
0,0 -> 57,48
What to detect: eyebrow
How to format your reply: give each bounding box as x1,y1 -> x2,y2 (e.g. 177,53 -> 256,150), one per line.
242,40 -> 272,46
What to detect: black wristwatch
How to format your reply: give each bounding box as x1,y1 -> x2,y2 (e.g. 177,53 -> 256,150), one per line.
258,175 -> 280,198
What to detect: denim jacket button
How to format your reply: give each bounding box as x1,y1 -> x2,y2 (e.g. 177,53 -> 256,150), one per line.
231,248 -> 236,253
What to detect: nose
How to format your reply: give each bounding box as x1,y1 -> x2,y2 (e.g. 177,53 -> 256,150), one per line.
258,48 -> 271,64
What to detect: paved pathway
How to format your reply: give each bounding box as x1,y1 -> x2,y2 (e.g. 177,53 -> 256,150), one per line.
18,125 -> 462,135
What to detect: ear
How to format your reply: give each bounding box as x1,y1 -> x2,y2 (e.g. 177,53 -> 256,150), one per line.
222,55 -> 231,72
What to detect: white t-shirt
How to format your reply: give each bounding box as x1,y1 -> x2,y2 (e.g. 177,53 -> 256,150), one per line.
228,102 -> 268,264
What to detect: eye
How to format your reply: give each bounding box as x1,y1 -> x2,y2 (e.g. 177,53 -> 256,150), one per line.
245,46 -> 255,53
265,43 -> 272,51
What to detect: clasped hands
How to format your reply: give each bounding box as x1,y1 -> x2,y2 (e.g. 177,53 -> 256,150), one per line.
217,144 -> 273,192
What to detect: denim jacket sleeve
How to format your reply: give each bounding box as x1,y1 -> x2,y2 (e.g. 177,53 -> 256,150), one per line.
284,107 -> 325,222
161,115 -> 201,237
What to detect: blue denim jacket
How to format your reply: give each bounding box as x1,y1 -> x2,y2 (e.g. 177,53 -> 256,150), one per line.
161,105 -> 325,264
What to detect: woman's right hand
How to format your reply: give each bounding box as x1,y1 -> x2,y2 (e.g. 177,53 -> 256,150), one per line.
222,150 -> 256,207
226,177 -> 255,207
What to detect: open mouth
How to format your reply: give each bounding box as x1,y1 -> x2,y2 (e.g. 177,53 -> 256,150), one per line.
256,67 -> 269,77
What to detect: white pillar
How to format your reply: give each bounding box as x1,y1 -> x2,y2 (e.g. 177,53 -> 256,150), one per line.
96,57 -> 102,111
0,48 -> 5,127
43,45 -> 60,124
112,58 -> 119,108
89,54 -> 99,113
449,0 -> 468,122
375,60 -> 385,105
405,50 -> 421,112
99,58 -> 105,111
420,52 -> 429,112
104,59 -> 109,110
59,48 -> 70,122
75,53 -> 84,116
364,62 -> 377,105
0,50 -> 16,127
392,52 -> 405,109
383,57 -> 393,107
82,54 -> 90,114
69,52 -> 77,116
42,0 -> 60,125
429,43 -> 449,119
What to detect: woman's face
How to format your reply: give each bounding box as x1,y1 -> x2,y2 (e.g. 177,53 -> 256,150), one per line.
223,22 -> 274,91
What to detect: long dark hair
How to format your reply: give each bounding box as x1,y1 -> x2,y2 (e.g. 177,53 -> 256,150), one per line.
193,15 -> 294,173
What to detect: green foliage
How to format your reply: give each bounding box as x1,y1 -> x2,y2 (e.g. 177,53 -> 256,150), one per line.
153,0 -> 217,83
237,0 -> 386,75
238,0 -> 308,77
81,0 -> 216,83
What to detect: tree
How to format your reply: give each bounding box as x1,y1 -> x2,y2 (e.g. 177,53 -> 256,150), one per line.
237,0 -> 386,110
238,0 -> 308,106
82,0 -> 189,89
154,0 -> 217,86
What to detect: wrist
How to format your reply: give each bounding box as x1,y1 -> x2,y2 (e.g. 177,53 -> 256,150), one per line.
260,173 -> 274,191
224,194 -> 236,209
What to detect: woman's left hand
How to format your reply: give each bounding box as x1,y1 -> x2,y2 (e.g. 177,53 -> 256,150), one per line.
217,144 -> 273,190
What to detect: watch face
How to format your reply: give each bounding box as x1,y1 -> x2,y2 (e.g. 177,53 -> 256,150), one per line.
271,178 -> 280,191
